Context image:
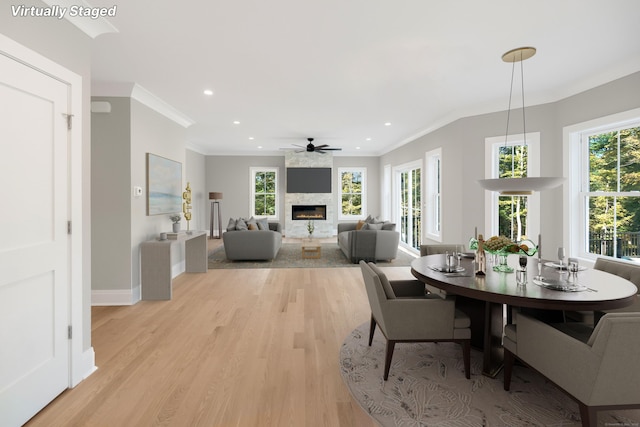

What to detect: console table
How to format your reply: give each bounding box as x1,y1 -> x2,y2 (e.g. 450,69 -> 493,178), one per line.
140,231 -> 207,300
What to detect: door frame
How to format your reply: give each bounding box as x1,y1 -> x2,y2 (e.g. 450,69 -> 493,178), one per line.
392,159 -> 423,252
0,33 -> 94,388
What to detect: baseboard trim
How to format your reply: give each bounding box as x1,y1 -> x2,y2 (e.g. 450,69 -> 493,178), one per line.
91,289 -> 135,306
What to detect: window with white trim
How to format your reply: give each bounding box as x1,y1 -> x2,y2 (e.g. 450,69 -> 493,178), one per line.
338,167 -> 366,220
425,148 -> 442,241
564,110 -> 640,261
250,167 -> 278,219
484,133 -> 540,240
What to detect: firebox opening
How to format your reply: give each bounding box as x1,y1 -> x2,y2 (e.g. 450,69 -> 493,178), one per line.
292,205 -> 327,220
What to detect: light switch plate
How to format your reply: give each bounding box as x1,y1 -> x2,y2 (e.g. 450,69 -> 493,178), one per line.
133,186 -> 143,197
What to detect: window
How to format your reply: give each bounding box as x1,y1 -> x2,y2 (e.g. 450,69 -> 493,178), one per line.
564,109 -> 640,260
394,160 -> 422,251
250,167 -> 278,219
425,148 -> 442,241
338,167 -> 366,220
484,133 -> 540,240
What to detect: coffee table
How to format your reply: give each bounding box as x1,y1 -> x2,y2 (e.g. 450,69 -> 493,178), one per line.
301,239 -> 321,259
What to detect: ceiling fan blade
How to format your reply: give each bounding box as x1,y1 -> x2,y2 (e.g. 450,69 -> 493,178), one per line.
320,147 -> 342,151
314,144 -> 329,149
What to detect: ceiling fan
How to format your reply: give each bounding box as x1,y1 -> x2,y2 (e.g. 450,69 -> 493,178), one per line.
290,138 -> 342,154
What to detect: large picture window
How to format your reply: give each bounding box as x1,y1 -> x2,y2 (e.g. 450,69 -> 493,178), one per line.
564,108 -> 640,261
425,148 -> 442,241
338,167 -> 366,220
484,133 -> 540,240
250,167 -> 278,219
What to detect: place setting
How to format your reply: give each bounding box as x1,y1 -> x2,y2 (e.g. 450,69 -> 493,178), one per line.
533,247 -> 596,292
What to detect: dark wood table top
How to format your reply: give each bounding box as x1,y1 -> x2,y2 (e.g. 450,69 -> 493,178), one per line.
411,254 -> 638,311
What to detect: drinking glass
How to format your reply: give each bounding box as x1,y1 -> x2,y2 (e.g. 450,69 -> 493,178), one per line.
516,269 -> 527,286
557,247 -> 566,268
456,246 -> 463,268
519,255 -> 528,270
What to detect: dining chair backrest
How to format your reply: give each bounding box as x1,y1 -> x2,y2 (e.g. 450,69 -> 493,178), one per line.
593,257 -> 640,292
420,244 -> 464,257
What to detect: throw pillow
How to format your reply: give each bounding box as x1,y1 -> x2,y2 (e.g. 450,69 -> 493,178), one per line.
356,220 -> 365,230
367,222 -> 383,230
235,218 -> 248,231
381,222 -> 396,231
256,217 -> 269,231
246,216 -> 258,230
226,217 -> 237,231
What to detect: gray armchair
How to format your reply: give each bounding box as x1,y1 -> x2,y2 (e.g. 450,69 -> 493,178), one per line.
503,312 -> 640,427
420,244 -> 465,256
567,257 -> 640,325
359,261 -> 471,380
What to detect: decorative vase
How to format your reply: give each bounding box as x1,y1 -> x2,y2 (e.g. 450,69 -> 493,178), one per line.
172,222 -> 180,233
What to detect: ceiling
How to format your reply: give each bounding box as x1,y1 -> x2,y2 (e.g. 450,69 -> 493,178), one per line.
87,0 -> 640,156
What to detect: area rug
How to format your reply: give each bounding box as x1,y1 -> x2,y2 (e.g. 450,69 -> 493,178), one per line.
340,322 -> 640,427
208,243 -> 417,269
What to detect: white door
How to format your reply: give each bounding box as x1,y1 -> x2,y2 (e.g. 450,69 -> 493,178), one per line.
0,51 -> 71,426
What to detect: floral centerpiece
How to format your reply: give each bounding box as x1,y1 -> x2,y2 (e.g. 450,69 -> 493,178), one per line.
469,235 -> 537,273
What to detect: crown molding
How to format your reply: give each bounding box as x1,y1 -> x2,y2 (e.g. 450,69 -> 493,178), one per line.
92,82 -> 195,128
42,0 -> 118,38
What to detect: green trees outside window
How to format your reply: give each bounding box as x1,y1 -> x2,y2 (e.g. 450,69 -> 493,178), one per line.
587,126 -> 640,258
253,170 -> 276,216
340,170 -> 363,216
498,144 -> 528,241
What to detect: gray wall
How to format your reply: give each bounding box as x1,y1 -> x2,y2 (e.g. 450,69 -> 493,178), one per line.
91,97 -> 132,294
205,155 -> 381,234
0,3 -> 93,349
186,149 -> 207,232
380,71 -> 640,255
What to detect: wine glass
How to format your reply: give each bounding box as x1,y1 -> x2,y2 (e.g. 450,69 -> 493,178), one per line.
519,255 -> 528,271
456,245 -> 463,267
557,247 -> 566,269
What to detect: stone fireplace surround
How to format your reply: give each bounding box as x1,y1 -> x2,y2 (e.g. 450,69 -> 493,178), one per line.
284,151 -> 334,238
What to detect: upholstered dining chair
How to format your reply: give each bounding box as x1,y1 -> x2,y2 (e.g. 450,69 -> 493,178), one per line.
566,257 -> 640,325
503,312 -> 640,427
419,244 -> 465,257
359,260 -> 471,380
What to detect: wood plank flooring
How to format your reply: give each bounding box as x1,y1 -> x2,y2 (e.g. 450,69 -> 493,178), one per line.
25,253 -> 414,426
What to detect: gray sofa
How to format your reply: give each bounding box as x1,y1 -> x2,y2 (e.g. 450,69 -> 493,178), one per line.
223,221 -> 282,260
337,222 -> 400,263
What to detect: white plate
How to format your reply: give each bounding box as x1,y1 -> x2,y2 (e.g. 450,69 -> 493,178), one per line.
533,278 -> 587,292
429,265 -> 465,273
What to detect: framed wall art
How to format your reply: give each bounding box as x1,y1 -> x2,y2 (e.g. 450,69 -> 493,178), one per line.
146,153 -> 182,215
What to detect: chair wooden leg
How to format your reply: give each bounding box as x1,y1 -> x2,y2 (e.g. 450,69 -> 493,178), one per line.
461,340 -> 471,379
368,314 -> 377,346
578,403 -> 597,427
503,349 -> 514,391
383,340 -> 396,381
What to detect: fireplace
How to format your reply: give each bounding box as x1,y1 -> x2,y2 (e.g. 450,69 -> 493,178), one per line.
292,205 -> 327,220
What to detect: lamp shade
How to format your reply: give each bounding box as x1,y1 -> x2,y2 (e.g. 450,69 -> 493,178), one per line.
209,192 -> 223,200
477,177 -> 565,195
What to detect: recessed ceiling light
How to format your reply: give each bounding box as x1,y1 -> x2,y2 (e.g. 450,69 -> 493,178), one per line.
356,147 -> 361,150
248,137 -> 254,140
257,146 -> 263,149
384,122 -> 391,126
233,121 -> 240,125
203,89 -> 213,96
366,138 -> 372,141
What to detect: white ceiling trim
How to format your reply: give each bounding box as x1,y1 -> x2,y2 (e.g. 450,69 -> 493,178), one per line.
42,0 -> 118,38
92,81 -> 195,128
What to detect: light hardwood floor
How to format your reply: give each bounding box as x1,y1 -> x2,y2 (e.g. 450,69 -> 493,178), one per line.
26,240 -> 413,426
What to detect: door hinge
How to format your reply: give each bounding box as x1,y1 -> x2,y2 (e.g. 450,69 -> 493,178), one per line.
63,113 -> 74,130
68,220 -> 72,235
68,325 -> 72,339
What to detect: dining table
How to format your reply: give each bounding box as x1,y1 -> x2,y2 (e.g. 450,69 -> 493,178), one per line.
411,254 -> 638,377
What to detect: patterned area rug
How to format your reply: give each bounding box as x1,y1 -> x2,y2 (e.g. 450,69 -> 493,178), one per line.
340,322 -> 640,427
208,243 -> 417,269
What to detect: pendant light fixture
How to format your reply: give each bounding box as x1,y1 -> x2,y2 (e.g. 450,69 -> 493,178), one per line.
477,47 -> 564,195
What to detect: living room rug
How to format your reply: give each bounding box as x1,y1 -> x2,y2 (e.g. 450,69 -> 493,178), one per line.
340,322 -> 640,427
208,243 -> 417,269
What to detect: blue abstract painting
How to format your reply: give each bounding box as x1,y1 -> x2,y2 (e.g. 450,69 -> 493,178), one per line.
146,153 -> 182,215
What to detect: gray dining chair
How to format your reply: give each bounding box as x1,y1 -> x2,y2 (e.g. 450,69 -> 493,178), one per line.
359,260 -> 471,380
503,311 -> 640,427
566,257 -> 640,325
419,244 -> 465,257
